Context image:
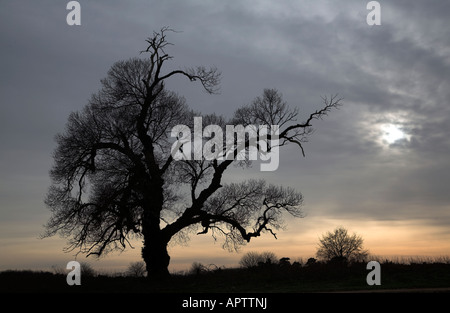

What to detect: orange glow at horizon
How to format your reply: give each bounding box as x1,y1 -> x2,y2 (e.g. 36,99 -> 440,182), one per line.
2,217 -> 449,273
166,218 -> 450,271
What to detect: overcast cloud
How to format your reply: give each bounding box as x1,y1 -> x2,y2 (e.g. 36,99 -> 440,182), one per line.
1,0 -> 449,271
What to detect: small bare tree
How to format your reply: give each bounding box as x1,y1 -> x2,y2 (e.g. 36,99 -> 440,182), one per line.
126,261 -> 146,277
316,227 -> 369,263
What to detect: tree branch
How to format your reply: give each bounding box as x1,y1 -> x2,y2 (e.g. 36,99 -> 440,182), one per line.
279,94 -> 343,139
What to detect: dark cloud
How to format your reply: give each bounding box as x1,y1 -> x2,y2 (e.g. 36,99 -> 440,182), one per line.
1,0 -> 449,270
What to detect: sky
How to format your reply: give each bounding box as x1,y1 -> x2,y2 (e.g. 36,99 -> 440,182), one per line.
1,0 -> 450,273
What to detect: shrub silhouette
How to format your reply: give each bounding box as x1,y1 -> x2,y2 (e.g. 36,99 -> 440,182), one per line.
239,251 -> 278,268
80,262 -> 96,277
126,261 -> 146,277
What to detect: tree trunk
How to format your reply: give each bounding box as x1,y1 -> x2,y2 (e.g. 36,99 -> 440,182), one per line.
138,171 -> 173,279
141,234 -> 170,279
141,198 -> 171,279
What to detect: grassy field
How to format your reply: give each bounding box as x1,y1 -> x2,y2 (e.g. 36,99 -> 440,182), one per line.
1,258 -> 449,293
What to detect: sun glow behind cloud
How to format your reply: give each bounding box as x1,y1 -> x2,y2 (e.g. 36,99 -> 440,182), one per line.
381,123 -> 409,144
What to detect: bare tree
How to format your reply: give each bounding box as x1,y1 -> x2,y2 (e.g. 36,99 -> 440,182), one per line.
316,227 -> 369,263
43,27 -> 342,279
126,261 -> 146,277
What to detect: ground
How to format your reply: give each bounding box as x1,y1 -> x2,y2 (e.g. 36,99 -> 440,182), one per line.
1,261 -> 449,293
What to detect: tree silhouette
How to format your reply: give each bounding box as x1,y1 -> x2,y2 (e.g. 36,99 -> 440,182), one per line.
43,27 -> 342,279
316,227 -> 369,263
